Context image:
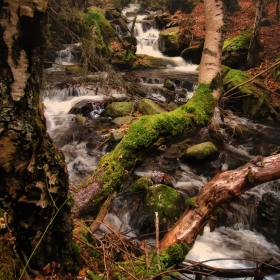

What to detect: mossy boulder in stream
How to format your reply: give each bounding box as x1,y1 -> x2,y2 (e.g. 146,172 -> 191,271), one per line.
103,101 -> 134,117
223,68 -> 276,119
132,184 -> 185,235
159,27 -> 180,55
185,141 -> 218,161
139,98 -> 167,115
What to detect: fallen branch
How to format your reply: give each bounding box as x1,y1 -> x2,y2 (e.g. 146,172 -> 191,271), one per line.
160,154 -> 280,248
223,60 -> 280,98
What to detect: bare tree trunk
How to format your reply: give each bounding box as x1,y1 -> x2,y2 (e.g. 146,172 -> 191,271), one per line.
247,0 -> 264,68
198,0 -> 227,97
159,154 -> 280,248
0,0 -> 73,270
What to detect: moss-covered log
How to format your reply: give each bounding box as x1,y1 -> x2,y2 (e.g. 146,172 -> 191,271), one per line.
0,0 -> 73,271
72,84 -> 216,217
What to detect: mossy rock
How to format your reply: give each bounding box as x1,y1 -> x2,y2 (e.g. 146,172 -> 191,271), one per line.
111,116 -> 136,125
103,101 -> 134,117
140,184 -> 185,234
222,29 -> 252,68
128,176 -> 153,193
223,68 -> 273,118
167,102 -> 179,111
164,78 -> 175,90
132,54 -> 175,70
185,141 -> 219,161
159,27 -> 180,55
65,65 -> 84,74
110,130 -> 124,142
138,98 -> 167,115
181,45 -> 203,64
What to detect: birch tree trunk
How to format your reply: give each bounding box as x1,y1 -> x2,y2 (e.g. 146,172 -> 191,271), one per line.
0,0 -> 73,270
247,0 -> 264,68
159,0 -> 228,249
198,0 -> 227,97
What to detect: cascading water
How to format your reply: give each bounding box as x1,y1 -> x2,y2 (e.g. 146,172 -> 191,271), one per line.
42,4 -> 280,278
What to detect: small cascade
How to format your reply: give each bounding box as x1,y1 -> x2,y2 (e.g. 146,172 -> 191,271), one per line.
121,4 -> 198,71
55,43 -> 82,65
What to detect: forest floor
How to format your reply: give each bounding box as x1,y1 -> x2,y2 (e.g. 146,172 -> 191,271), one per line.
175,0 -> 280,107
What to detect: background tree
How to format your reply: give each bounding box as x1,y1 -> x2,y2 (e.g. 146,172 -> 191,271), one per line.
247,0 -> 264,67
0,0 -> 73,271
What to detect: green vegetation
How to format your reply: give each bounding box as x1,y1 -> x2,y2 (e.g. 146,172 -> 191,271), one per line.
77,84 -> 216,213
185,196 -> 197,209
222,28 -> 252,52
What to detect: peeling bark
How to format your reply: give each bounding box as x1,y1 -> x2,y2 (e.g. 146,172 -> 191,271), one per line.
0,0 -> 73,270
159,154 -> 280,249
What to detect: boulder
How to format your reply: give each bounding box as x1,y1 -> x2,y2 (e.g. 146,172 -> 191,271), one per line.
158,27 -> 180,55
185,142 -> 219,161
223,68 -> 275,119
138,98 -> 167,115
129,183 -> 185,235
103,101 -> 134,117
222,29 -> 252,69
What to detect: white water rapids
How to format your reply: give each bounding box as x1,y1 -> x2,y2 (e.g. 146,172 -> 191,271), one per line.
43,5 -> 280,278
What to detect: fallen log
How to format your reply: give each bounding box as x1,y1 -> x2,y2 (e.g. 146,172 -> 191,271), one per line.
160,153 -> 280,249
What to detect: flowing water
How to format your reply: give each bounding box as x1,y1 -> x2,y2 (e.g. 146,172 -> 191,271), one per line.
43,5 -> 280,278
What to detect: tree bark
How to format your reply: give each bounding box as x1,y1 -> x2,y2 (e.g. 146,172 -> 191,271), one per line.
247,0 -> 264,68
159,154 -> 280,248
0,0 -> 73,270
198,0 -> 227,94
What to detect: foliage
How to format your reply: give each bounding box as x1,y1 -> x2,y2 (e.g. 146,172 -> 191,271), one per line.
165,243 -> 191,266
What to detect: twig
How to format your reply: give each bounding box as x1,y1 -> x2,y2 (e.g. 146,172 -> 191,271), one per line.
223,60 -> 280,98
155,211 -> 161,271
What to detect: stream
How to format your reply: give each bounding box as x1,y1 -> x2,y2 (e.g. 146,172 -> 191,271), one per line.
43,4 -> 280,279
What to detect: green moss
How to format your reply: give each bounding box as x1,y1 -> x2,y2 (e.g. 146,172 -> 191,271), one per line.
165,243 -> 191,265
87,270 -> 102,280
72,241 -> 81,256
185,196 -> 197,209
128,176 -> 153,193
222,29 -> 252,52
213,207 -> 223,219
79,83 -> 216,210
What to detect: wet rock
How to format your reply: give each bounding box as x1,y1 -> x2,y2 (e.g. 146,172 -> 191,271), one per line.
102,101 -> 134,117
130,184 -> 185,236
184,141 -> 219,161
158,27 -> 180,55
110,130 -> 124,142
256,192 -> 280,245
111,116 -> 137,125
181,46 -> 203,65
138,98 -> 167,115
76,114 -> 86,123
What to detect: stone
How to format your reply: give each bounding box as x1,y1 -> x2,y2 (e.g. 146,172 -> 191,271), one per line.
138,98 -> 167,115
185,141 -> 219,161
